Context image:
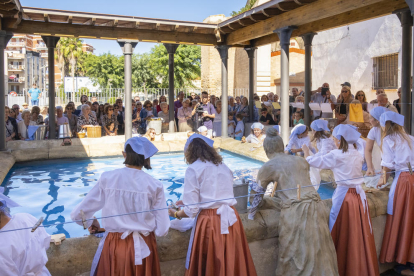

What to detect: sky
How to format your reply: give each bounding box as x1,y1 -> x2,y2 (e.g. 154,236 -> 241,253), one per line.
20,0 -> 245,55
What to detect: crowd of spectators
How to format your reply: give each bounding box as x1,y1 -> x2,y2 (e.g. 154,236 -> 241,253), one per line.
4,82 -> 402,142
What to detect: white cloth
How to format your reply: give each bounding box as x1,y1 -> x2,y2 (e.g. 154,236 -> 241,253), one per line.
0,213 -> 51,276
185,134 -> 214,151
367,127 -> 382,147
285,136 -> 313,152
56,116 -> 69,126
245,134 -> 266,144
70,167 -> 170,268
124,137 -> 158,158
228,122 -> 235,138
381,135 -> 414,215
315,137 -> 336,157
235,120 -> 244,138
306,149 -> 369,231
332,124 -> 361,144
183,160 -> 237,219
17,120 -> 36,139
380,111 -> 404,127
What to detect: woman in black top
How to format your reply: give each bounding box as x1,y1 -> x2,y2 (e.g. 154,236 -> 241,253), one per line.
393,88 -> 401,114
260,108 -> 276,125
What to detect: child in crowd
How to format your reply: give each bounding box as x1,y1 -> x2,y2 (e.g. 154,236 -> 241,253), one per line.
285,124 -> 314,156
260,108 -> 276,125
234,114 -> 244,141
293,111 -> 304,125
105,122 -> 116,136
228,114 -> 235,138
242,122 -> 266,145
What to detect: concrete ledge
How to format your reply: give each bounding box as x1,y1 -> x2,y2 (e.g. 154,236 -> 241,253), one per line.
0,151 -> 15,183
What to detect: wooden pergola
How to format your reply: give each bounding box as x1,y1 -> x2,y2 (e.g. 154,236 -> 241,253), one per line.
0,0 -> 412,148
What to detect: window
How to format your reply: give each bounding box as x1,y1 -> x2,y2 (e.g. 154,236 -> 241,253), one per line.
373,53 -> 398,89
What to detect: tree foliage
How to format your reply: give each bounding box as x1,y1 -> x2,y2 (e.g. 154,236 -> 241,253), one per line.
84,53 -> 125,88
231,0 -> 257,16
55,38 -> 86,78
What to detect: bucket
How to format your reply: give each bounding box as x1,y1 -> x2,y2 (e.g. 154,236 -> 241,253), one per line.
33,125 -> 47,140
147,118 -> 163,134
233,179 -> 249,213
58,124 -> 72,139
86,126 -> 102,138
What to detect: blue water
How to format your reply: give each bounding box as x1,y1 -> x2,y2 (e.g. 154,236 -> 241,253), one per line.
1,151 -> 334,238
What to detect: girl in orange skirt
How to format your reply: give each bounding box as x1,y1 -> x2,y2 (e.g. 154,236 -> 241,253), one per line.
71,137 -> 170,276
304,124 -> 379,276
168,134 -> 257,276
378,112 -> 414,274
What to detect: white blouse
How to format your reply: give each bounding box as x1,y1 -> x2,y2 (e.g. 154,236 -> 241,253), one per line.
367,127 -> 382,146
306,148 -> 364,186
17,120 -> 36,139
285,136 -> 313,152
381,135 -> 414,171
246,134 -> 266,144
214,109 -> 222,122
315,137 -> 336,157
0,213 -> 51,276
183,160 -> 237,218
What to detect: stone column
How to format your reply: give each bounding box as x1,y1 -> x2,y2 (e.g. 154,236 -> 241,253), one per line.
244,46 -> 257,122
163,44 -> 179,133
407,0 -> 414,135
274,26 -> 297,144
216,45 -> 230,138
42,36 -> 60,139
118,40 -> 138,141
0,31 -> 12,151
301,33 -> 317,128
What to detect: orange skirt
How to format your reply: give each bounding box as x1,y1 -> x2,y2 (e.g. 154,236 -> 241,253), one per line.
331,188 -> 379,276
185,207 -> 257,276
95,232 -> 161,276
380,172 -> 414,264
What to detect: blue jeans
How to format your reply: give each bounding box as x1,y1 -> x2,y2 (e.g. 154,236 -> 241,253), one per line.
31,99 -> 39,106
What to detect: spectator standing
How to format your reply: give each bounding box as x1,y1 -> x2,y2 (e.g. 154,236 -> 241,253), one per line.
40,106 -> 48,121
22,103 -> 29,111
236,97 -> 249,123
177,98 -> 194,132
393,88 -> 401,114
156,95 -> 167,113
228,114 -> 235,138
311,83 -> 336,119
234,114 -> 244,141
198,92 -> 215,136
97,104 -> 105,125
18,110 -> 36,140
210,94 -> 217,107
212,100 -> 222,137
102,105 -> 118,136
12,104 -> 22,122
31,106 -> 43,125
140,100 -> 155,132
77,95 -> 88,110
377,93 -> 398,113
133,95 -> 140,102
132,102 -> 143,134
157,102 -> 173,133
174,91 -> 184,127
77,104 -> 98,133
260,108 -> 276,125
152,99 -> 159,116
355,90 -> 368,111
28,83 -> 41,106
64,104 -> 77,137
5,106 -> 17,141
228,96 -> 237,122
369,88 -> 384,104
115,99 -> 125,135
335,86 -> 353,124
235,96 -> 241,109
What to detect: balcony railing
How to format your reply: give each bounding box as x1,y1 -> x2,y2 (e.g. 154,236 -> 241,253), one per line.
40,53 -> 48,58
7,42 -> 25,47
36,43 -> 47,49
8,78 -> 25,83
7,53 -> 25,59
8,65 -> 24,70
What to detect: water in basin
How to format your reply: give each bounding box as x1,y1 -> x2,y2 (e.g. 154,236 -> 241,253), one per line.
1,151 -> 334,237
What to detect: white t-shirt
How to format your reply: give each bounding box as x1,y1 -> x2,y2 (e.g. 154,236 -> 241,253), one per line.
235,121 -> 244,138
367,127 -> 381,146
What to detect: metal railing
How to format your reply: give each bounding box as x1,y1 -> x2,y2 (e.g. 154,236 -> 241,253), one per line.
6,87 -> 250,107
8,65 -> 24,70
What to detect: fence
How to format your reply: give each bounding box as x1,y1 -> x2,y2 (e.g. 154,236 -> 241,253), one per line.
6,88 -> 250,107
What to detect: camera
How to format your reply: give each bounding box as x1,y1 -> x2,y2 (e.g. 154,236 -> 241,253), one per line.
196,106 -> 204,113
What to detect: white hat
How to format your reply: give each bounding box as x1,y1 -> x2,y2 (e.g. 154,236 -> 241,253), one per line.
197,126 -> 208,133
0,187 -> 20,217
289,124 -> 307,140
369,106 -> 388,121
124,137 -> 158,159
185,134 -> 214,151
310,120 -> 330,132
251,122 -> 264,130
332,124 -> 361,144
380,111 -> 404,127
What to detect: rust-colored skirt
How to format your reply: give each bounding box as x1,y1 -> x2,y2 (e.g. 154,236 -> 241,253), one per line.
185,207 -> 257,276
95,232 -> 161,276
331,188 -> 379,276
380,172 -> 414,264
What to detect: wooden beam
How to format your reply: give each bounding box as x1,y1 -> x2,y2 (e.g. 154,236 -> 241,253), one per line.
155,23 -> 160,30
135,21 -> 140,28
91,18 -> 96,26
43,13 -> 49,23
226,0 -> 402,45
4,19 -> 218,45
253,0 -> 408,47
67,15 -> 73,24
174,24 -> 179,31
113,19 -> 118,27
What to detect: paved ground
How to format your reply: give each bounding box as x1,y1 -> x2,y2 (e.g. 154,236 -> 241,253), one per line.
381,270 -> 399,276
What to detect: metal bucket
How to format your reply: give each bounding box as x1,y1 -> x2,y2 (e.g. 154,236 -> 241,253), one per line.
33,125 -> 47,140
147,118 -> 163,134
59,124 -> 72,139
233,179 -> 249,214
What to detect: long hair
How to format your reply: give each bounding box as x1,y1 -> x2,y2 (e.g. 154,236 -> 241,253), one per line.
381,121 -> 412,150
338,136 -> 357,153
144,128 -> 156,142
185,138 -> 222,165
311,130 -> 331,142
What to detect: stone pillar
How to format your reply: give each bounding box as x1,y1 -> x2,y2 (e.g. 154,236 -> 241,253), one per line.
42,36 -> 60,139
244,46 -> 257,122
407,0 -> 414,135
301,33 -> 317,128
118,40 -> 138,141
0,31 -> 12,151
163,43 -> 179,133
274,26 -> 297,144
216,45 -> 230,138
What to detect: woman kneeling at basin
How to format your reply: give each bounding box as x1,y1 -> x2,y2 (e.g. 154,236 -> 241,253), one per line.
303,124 -> 379,276
168,134 -> 257,276
71,137 -> 170,276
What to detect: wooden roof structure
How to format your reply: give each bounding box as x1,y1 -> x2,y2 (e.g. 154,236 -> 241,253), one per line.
0,0 -> 409,46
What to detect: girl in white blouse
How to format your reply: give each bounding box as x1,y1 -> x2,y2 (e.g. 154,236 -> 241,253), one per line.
303,124 -> 379,276
365,106 -> 389,176
285,124 -> 314,156
241,122 -> 266,144
71,137 -> 169,276
310,119 -> 336,157
168,134 -> 257,276
378,112 -> 414,272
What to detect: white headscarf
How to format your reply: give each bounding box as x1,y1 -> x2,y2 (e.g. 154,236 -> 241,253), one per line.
124,137 -> 158,158
369,106 -> 389,121
289,124 -> 307,140
0,187 -> 20,218
185,134 -> 214,151
251,122 -> 264,130
380,111 -> 404,127
332,124 -> 361,144
310,120 -> 330,132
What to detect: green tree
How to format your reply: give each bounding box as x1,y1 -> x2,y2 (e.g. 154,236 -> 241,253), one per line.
149,44 -> 201,88
84,53 -> 125,88
132,53 -> 159,90
231,0 -> 257,16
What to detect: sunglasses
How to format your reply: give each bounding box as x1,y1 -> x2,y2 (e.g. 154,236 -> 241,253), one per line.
137,104 -> 142,105
66,108 -> 73,110
108,108 -> 114,111
341,90 -> 348,93
356,94 -> 364,97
